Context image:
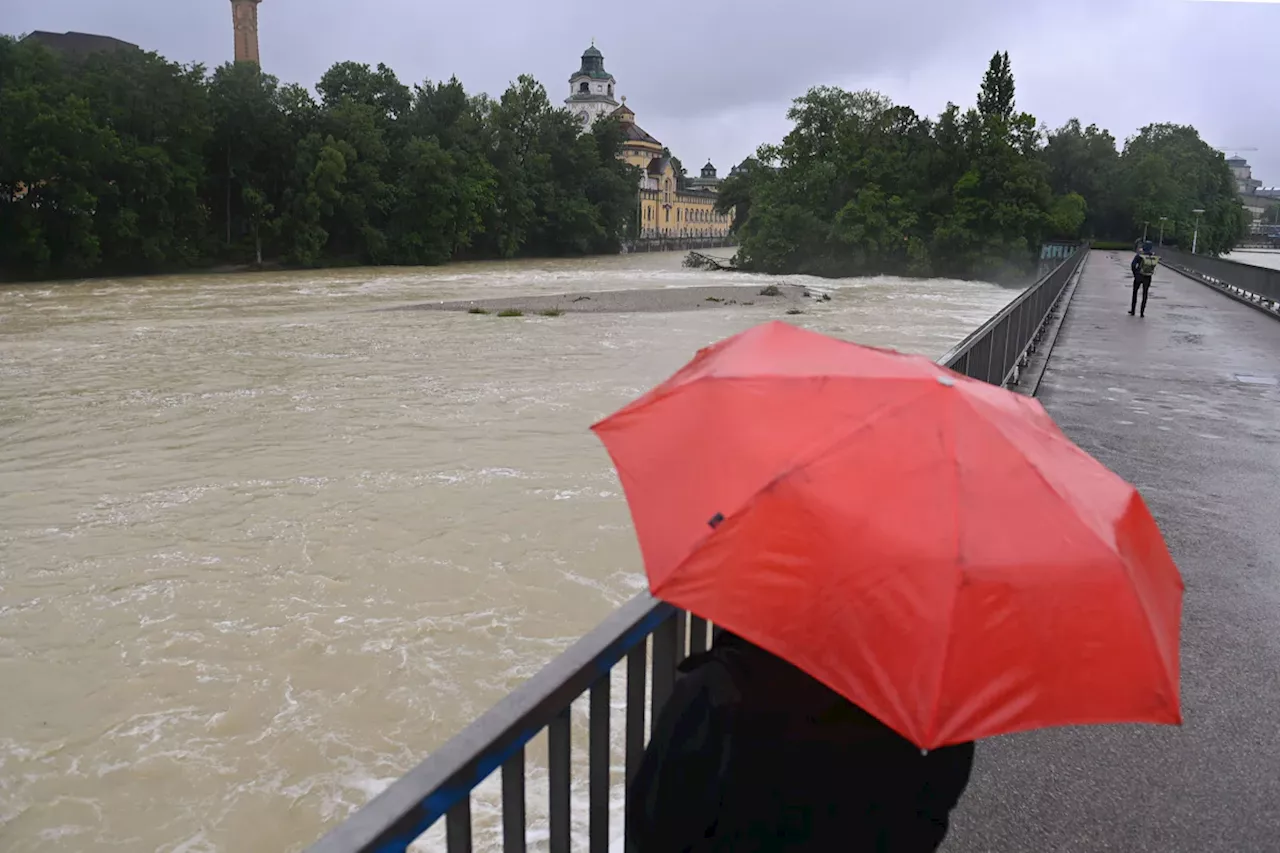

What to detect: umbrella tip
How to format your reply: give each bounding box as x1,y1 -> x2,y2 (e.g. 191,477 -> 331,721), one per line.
936,375 -> 956,388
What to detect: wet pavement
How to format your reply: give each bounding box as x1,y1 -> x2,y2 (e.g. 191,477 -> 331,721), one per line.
945,251 -> 1280,852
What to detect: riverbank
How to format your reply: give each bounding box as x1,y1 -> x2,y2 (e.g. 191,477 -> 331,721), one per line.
399,283 -> 820,315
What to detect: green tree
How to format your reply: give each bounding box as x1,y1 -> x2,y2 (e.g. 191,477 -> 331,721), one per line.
0,37 -> 643,280
1118,124 -> 1246,253
207,62 -> 292,264
731,53 -> 1055,279
976,51 -> 1015,123
1041,120 -> 1122,237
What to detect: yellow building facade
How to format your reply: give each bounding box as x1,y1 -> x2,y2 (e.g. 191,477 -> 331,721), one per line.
613,102 -> 733,239
565,45 -> 733,240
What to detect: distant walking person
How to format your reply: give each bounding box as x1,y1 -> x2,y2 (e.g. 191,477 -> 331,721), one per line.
1130,241 -> 1158,317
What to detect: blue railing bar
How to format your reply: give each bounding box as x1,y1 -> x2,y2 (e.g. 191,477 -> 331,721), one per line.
305,594 -> 675,853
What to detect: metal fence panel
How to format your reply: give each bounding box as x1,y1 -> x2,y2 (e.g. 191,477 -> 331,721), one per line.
937,245 -> 1088,387
1161,249 -> 1280,313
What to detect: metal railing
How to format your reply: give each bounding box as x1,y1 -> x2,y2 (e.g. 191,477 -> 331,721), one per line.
1161,248 -> 1280,317
305,244 -> 1089,853
937,244 -> 1089,387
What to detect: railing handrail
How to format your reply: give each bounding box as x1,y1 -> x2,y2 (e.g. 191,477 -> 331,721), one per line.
305,242 -> 1090,853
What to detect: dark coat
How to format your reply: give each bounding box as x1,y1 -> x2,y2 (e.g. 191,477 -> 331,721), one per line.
626,632 -> 975,853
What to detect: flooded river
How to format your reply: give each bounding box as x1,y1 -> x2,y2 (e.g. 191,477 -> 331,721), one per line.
0,251 -> 1020,852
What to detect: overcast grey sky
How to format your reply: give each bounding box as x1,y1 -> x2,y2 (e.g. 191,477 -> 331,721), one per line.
6,0 -> 1278,183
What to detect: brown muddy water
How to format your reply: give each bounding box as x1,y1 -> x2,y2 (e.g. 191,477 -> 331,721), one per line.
0,251 -> 1020,852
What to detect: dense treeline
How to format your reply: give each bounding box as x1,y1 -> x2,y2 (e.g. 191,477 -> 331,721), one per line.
0,36 -> 638,281
716,52 -> 1249,280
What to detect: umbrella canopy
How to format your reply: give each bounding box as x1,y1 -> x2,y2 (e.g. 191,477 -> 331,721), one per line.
593,321 -> 1183,749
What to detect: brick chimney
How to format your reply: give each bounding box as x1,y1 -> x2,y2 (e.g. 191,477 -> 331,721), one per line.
231,0 -> 262,65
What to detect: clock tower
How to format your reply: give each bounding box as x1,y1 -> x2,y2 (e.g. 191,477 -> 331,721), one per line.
565,43 -> 618,131
231,0 -> 262,65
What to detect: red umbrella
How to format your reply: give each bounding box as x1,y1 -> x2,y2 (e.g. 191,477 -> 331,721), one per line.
592,320 -> 1183,749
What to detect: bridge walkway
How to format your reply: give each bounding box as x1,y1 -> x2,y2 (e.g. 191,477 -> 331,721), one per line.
945,250 -> 1280,852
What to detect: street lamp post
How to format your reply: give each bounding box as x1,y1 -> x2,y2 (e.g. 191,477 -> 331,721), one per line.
1191,209 -> 1206,254
1158,216 -> 1168,247
1143,220 -> 1149,241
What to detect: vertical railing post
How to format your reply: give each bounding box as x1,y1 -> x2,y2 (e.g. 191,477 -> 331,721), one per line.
548,708 -> 571,853
446,799 -> 472,853
689,616 -> 709,655
502,751 -> 527,853
650,615 -> 678,726
589,677 -> 610,853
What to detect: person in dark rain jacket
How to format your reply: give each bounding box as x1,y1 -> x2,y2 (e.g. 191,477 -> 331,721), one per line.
1129,241 -> 1159,317
626,630 -> 976,853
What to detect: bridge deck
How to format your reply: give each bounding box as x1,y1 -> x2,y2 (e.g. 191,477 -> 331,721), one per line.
946,250 -> 1280,851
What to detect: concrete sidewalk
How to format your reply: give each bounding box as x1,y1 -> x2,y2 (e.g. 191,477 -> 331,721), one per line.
945,250 -> 1280,852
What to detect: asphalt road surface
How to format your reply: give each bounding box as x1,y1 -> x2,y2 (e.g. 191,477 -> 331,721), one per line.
944,251 -> 1280,852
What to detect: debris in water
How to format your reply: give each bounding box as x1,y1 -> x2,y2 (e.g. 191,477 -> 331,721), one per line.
684,251 -> 737,271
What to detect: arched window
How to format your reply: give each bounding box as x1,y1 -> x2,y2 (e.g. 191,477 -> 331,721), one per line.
578,81 -> 589,94
608,84 -> 613,96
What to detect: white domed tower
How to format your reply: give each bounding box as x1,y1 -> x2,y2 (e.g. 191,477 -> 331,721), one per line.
565,42 -> 619,130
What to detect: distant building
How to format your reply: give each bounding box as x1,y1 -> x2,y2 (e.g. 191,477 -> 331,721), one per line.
1227,157 -> 1278,223
1227,156 -> 1263,197
231,0 -> 263,65
21,31 -> 139,57
566,44 -> 733,240
687,161 -> 724,192
565,43 -> 618,129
